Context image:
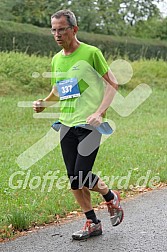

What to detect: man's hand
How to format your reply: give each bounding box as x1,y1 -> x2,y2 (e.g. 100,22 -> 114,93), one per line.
86,112 -> 102,127
33,99 -> 45,113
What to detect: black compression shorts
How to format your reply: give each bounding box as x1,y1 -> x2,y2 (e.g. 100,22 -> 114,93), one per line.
60,125 -> 102,189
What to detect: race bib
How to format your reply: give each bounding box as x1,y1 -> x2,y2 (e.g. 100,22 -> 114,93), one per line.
56,78 -> 80,100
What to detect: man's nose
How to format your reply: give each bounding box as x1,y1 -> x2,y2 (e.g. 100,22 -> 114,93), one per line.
55,33 -> 61,38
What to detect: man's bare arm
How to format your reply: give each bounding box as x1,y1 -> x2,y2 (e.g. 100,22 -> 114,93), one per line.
86,71 -> 118,126
33,86 -> 59,113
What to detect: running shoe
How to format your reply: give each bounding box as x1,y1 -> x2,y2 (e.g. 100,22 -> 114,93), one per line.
105,190 -> 124,226
72,219 -> 102,240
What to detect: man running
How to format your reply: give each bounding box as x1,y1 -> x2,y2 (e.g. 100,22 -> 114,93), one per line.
33,9 -> 124,240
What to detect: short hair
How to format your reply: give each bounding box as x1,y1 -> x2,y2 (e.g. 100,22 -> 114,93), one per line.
51,9 -> 77,26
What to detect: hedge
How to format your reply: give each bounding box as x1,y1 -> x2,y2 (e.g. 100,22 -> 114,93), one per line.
1,20 -> 167,60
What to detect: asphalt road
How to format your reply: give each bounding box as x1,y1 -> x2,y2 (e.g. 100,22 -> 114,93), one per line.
0,187 -> 167,252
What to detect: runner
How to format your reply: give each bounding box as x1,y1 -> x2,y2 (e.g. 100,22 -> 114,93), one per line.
33,9 -> 124,240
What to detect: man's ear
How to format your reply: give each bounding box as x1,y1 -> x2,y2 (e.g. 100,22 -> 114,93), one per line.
73,26 -> 79,34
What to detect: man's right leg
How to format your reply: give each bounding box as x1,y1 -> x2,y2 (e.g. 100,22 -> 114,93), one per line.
71,187 -> 102,240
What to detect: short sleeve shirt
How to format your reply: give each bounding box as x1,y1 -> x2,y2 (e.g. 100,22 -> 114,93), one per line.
51,43 -> 109,127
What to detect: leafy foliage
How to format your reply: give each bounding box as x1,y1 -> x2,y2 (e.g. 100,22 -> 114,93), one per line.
1,0 -> 163,38
0,0 -> 15,21
1,20 -> 167,62
133,17 -> 167,40
119,0 -> 161,25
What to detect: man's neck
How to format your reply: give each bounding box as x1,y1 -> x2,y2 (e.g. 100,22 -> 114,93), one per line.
62,40 -> 80,55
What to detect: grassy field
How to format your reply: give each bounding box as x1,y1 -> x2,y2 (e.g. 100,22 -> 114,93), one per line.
0,52 -> 166,239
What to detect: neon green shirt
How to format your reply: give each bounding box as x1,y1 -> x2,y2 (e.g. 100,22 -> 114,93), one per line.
51,43 -> 109,127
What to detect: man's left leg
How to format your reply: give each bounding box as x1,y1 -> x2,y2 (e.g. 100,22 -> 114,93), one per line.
90,178 -> 124,227
76,126 -> 124,228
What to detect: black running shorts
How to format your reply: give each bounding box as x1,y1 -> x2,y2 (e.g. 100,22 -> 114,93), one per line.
60,125 -> 102,189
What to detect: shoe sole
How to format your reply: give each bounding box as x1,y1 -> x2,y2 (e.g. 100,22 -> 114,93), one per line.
72,230 -> 102,240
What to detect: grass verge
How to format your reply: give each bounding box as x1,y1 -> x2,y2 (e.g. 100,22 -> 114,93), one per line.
0,54 -> 166,240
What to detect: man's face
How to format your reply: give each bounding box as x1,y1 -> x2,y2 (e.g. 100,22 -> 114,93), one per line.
51,16 -> 77,48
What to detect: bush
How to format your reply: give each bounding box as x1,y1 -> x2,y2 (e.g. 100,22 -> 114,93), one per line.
78,32 -> 167,61
0,20 -> 58,56
1,20 -> 167,60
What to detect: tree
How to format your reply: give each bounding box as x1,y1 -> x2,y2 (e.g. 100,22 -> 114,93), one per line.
10,0 -> 164,38
0,0 -> 16,21
11,0 -> 67,27
156,17 -> 167,40
63,0 -> 99,32
119,0 -> 161,26
66,0 -> 161,35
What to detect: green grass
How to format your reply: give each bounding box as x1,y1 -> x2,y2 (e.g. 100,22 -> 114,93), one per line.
0,52 -> 51,95
0,52 -> 166,97
0,52 -> 167,238
0,89 -> 166,236
7,210 -> 31,231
